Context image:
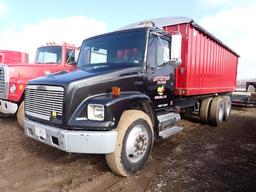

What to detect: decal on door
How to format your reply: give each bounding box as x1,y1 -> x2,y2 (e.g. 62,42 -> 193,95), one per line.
157,85 -> 165,95
154,85 -> 167,100
153,75 -> 170,85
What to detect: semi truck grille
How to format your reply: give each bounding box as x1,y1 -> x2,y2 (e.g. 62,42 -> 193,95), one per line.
25,85 -> 64,121
0,65 -> 8,99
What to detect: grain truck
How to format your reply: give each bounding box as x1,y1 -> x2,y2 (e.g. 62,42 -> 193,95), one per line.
24,17 -> 239,176
0,43 -> 79,128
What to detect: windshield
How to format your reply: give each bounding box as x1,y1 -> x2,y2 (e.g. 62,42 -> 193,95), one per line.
78,30 -> 146,69
34,46 -> 62,64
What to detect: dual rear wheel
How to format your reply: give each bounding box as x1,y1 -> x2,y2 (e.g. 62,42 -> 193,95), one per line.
200,95 -> 231,126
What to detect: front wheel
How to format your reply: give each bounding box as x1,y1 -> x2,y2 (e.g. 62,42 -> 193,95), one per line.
105,110 -> 153,177
17,101 -> 25,129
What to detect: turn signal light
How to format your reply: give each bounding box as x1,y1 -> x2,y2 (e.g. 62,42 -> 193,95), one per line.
112,87 -> 121,96
19,84 -> 24,91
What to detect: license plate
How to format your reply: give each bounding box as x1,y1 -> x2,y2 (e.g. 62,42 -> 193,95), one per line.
35,126 -> 46,139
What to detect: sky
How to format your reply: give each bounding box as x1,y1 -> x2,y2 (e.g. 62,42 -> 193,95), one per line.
0,0 -> 255,79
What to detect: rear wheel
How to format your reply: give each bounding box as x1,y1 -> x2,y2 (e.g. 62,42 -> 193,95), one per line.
200,97 -> 212,123
17,101 -> 25,129
222,96 -> 231,121
209,97 -> 224,126
105,110 -> 153,177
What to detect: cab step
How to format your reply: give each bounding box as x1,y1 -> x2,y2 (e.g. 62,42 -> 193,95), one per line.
159,125 -> 183,139
157,112 -> 183,139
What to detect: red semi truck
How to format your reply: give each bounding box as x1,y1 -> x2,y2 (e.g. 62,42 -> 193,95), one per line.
0,43 -> 79,128
24,17 -> 239,176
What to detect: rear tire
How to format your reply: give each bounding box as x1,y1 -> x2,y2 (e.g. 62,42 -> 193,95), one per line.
105,110 -> 153,177
17,101 -> 25,129
209,97 -> 224,126
200,97 -> 212,123
222,96 -> 231,121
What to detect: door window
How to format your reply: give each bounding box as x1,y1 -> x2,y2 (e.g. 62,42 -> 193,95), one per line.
66,49 -> 76,64
157,38 -> 170,66
148,35 -> 171,67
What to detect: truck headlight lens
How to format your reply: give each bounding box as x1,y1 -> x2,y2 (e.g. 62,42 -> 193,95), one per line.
87,104 -> 104,121
10,84 -> 16,94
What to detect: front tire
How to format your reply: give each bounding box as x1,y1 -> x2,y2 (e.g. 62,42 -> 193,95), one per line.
17,101 -> 25,129
105,110 -> 153,177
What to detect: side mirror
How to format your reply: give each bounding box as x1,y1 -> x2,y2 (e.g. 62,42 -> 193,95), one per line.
170,33 -> 182,67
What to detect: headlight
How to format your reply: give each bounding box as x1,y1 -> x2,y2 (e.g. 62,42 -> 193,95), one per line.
10,84 -> 16,94
87,104 -> 104,121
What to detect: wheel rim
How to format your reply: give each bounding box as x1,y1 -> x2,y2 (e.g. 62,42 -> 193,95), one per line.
125,124 -> 149,163
219,102 -> 224,121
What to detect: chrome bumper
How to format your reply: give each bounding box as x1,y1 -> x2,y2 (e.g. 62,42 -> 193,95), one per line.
24,118 -> 117,154
0,99 -> 18,114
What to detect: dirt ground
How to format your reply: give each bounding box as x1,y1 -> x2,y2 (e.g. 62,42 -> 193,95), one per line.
0,107 -> 255,192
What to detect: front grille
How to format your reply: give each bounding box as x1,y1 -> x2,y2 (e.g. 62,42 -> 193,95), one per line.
0,65 -> 7,98
25,85 -> 64,121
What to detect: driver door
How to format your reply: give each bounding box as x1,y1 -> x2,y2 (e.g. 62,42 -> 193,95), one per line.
146,33 -> 175,109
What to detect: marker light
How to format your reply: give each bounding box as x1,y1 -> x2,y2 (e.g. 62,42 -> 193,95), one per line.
19,84 -> 24,91
112,87 -> 121,96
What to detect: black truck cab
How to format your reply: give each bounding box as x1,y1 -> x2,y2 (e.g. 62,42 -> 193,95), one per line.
24,26 -> 185,177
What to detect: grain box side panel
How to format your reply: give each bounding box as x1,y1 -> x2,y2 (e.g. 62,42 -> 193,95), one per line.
170,24 -> 238,96
164,23 -> 189,95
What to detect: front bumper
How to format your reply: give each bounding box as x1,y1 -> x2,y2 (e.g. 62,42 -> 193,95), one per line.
24,118 -> 117,154
0,99 -> 18,114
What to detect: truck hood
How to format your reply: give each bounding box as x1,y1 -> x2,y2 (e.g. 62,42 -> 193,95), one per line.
28,65 -> 142,88
27,65 -> 145,126
4,63 -> 55,67
5,63 -> 66,83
